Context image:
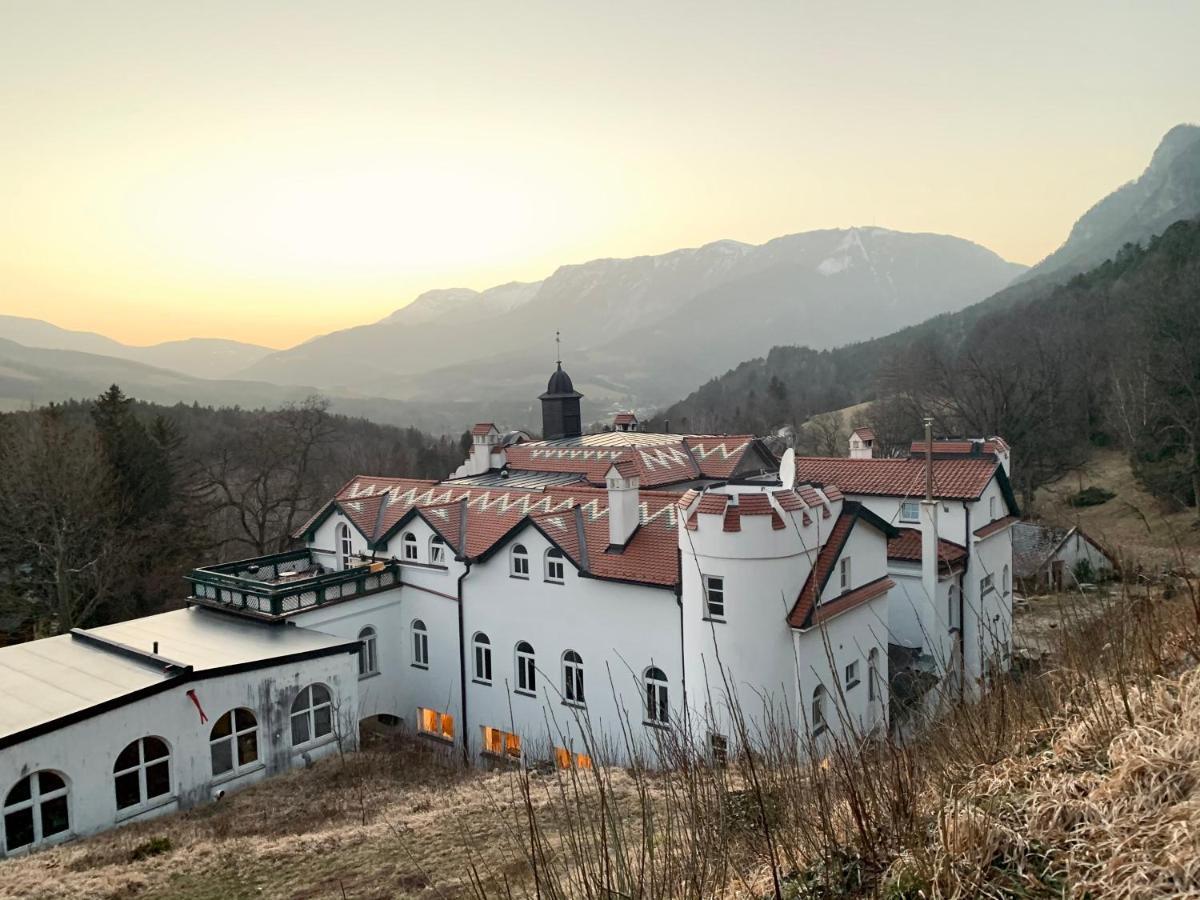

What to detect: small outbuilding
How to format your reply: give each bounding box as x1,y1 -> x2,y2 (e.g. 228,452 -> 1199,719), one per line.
1012,522 -> 1116,592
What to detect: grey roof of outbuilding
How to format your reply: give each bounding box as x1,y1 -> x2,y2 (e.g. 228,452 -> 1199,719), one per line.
1012,521 -> 1071,578
0,607 -> 355,744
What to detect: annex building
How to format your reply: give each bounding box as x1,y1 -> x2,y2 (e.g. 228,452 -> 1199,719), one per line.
0,361 -> 1017,855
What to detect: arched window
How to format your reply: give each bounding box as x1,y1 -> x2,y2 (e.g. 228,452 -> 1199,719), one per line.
644,667 -> 669,725
472,632 -> 492,683
948,582 -> 961,631
867,648 -> 880,704
336,522 -> 352,570
4,771 -> 68,853
210,708 -> 259,777
511,544 -> 529,578
358,626 -> 379,677
811,685 -> 828,735
113,737 -> 171,811
402,532 -> 419,561
562,650 -> 584,705
516,641 -> 536,693
430,535 -> 446,565
290,684 -> 333,747
412,620 -> 429,668
545,548 -> 565,583
1002,564 -> 1011,596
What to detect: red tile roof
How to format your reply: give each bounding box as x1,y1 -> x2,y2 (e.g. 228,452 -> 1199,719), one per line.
886,528 -> 967,567
772,489 -> 804,512
613,412 -> 637,425
696,494 -> 730,516
795,456 -> 999,501
788,510 -> 855,628
472,423 -> 497,436
810,576 -> 893,626
852,427 -> 875,442
909,438 -> 1008,457
974,514 -> 1018,539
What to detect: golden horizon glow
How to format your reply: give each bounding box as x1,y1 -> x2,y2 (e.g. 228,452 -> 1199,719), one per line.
1,1 -> 1197,349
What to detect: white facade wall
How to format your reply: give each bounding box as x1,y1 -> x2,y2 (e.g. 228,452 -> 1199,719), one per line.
0,653 -> 358,854
967,528 -> 1014,689
462,526 -> 679,765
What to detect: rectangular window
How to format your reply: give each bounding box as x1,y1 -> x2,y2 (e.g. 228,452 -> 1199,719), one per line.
703,575 -> 725,620
845,660 -> 859,688
709,732 -> 728,767
482,726 -> 521,759
419,707 -> 454,741
989,496 -> 997,519
554,747 -> 594,770
981,574 -> 994,596
430,540 -> 445,565
412,630 -> 429,668
900,500 -> 919,522
839,557 -> 852,591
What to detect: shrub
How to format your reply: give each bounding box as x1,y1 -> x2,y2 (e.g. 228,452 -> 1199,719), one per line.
1068,486 -> 1115,507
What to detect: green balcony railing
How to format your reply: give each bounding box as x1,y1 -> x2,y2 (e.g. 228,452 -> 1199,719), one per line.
185,549 -> 400,617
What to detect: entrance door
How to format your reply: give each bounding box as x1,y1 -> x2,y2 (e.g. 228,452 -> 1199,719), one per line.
1051,560 -> 1064,592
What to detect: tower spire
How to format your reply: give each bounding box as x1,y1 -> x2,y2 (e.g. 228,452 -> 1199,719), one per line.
555,330 -> 561,368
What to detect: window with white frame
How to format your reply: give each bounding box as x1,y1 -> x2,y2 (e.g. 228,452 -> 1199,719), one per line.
418,707 -> 454,741
482,726 -> 522,759
1003,564 -> 1011,596
511,544 -> 529,578
430,535 -> 446,565
516,641 -> 536,693
473,632 -> 492,683
811,685 -> 828,735
839,557 -> 852,591
989,496 -> 997,519
113,737 -> 172,812
402,531 -> 419,561
412,619 -> 429,668
545,548 -> 565,583
981,573 -> 994,596
644,667 -> 669,725
336,522 -> 352,570
703,575 -> 725,620
562,650 -> 584,705
210,708 -> 259,777
290,684 -> 333,747
949,581 -> 962,630
900,500 -> 919,522
845,660 -> 859,688
358,626 -> 379,677
4,771 -> 68,853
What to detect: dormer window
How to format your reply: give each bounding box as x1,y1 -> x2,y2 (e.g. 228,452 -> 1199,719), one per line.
511,544 -> 529,578
336,523 -> 352,570
430,536 -> 446,565
402,532 -> 418,562
545,548 -> 565,583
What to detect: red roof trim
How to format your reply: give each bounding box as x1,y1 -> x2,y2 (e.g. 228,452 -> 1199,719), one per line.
808,576 -> 894,627
974,514 -> 1019,539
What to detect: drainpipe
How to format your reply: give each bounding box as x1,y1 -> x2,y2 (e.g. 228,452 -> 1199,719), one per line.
920,418 -> 940,675
456,560 -> 473,766
960,501 -> 969,700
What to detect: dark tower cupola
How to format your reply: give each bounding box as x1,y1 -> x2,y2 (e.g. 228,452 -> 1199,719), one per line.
540,336 -> 583,440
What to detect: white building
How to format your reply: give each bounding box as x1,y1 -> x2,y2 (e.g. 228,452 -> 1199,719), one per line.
0,362 -> 1014,855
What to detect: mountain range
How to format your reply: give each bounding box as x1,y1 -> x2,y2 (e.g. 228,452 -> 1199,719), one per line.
1,123 -> 1197,430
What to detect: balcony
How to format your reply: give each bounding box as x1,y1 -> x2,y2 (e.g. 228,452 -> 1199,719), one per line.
185,549 -> 401,619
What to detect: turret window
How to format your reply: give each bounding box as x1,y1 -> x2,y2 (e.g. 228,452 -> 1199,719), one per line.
703,575 -> 725,620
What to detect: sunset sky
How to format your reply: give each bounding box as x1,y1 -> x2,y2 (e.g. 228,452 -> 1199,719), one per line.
1,1 -> 1197,349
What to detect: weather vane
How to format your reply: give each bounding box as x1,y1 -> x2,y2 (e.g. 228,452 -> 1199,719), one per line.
555,330 -> 561,367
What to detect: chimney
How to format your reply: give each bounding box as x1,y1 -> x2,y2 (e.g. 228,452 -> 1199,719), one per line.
920,417 -> 940,630
606,461 -> 640,547
469,424 -> 499,475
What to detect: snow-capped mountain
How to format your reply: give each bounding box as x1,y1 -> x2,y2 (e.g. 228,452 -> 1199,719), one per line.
237,227 -> 1025,405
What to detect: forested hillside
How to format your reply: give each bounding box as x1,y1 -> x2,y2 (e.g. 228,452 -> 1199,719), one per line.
655,218 -> 1200,511
0,390 -> 466,641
